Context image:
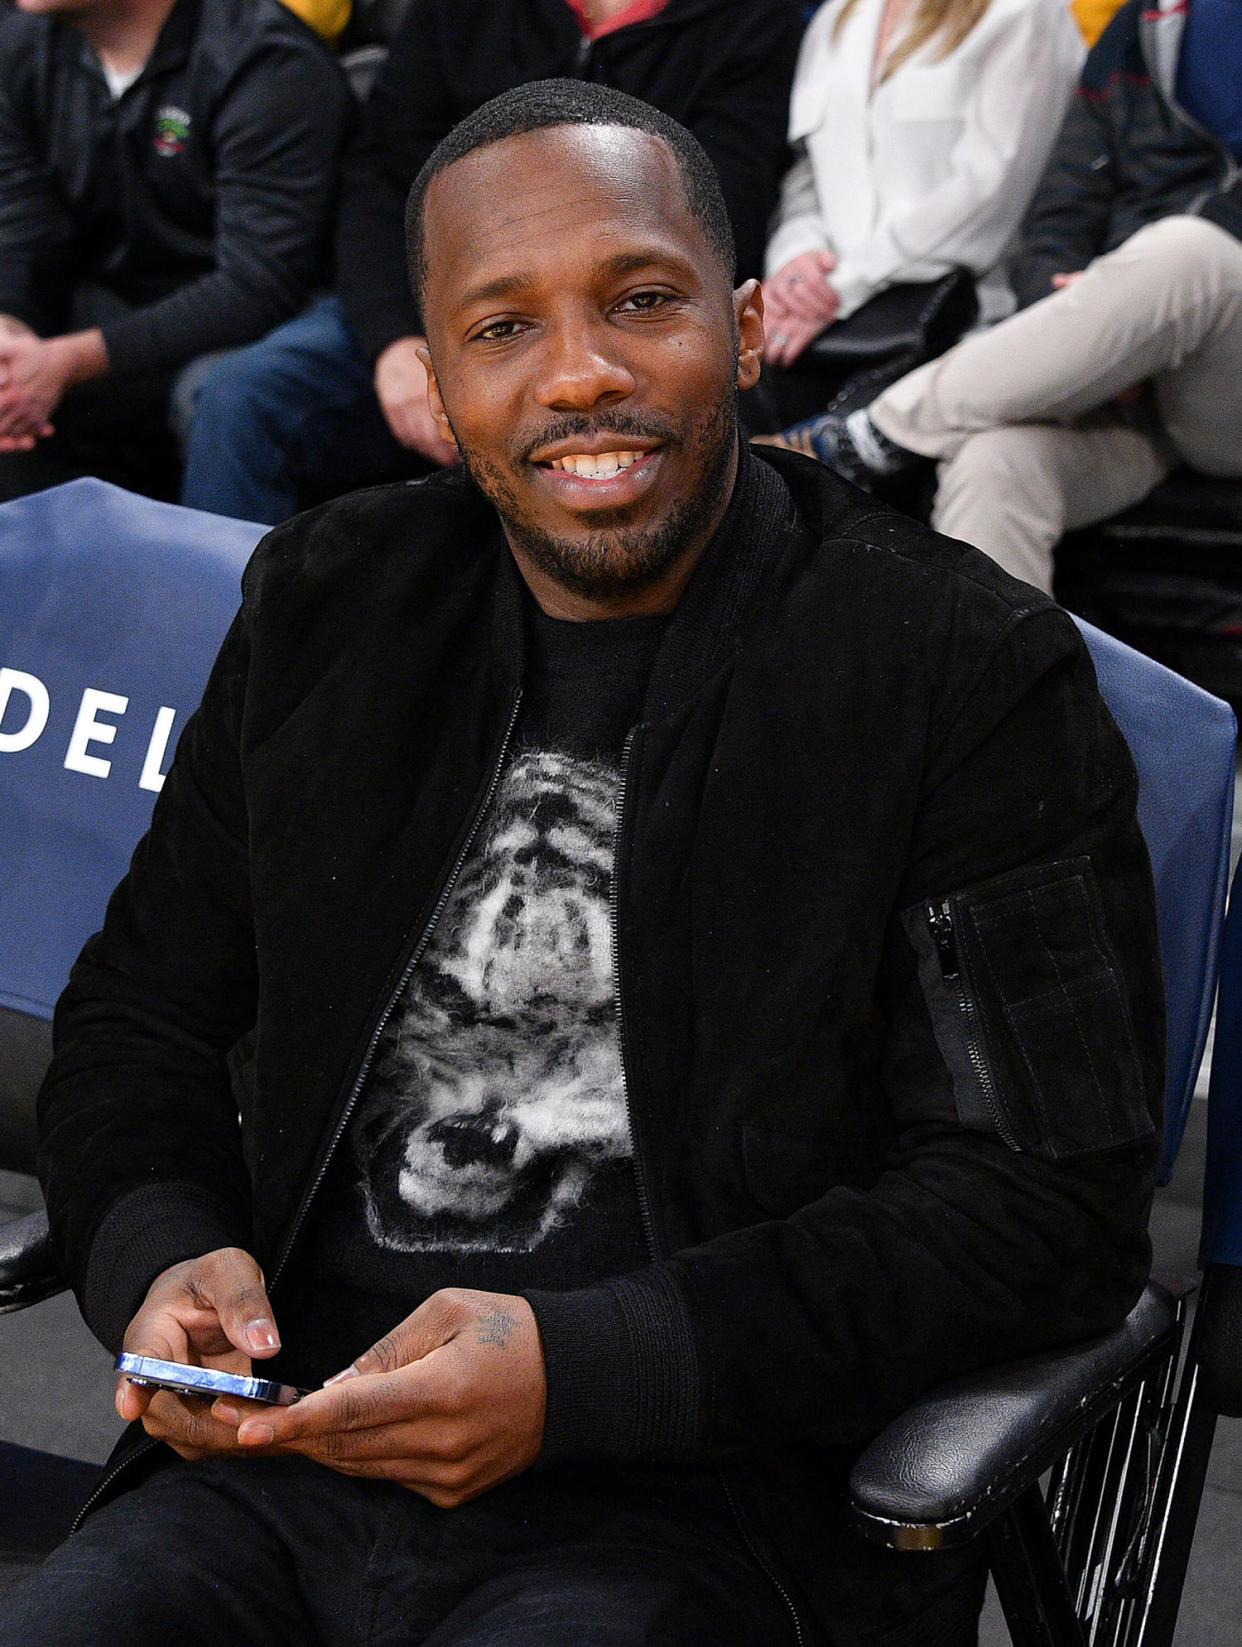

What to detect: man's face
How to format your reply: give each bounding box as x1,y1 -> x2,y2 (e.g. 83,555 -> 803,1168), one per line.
419,125 -> 763,611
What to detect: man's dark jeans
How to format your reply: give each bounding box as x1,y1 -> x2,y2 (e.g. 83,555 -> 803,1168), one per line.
0,1451 -> 805,1645
179,295 -> 424,525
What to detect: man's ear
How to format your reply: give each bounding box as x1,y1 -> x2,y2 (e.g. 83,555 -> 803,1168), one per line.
734,279 -> 764,392
416,342 -> 458,450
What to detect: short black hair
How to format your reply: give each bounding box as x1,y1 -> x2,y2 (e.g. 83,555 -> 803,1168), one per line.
405,79 -> 737,313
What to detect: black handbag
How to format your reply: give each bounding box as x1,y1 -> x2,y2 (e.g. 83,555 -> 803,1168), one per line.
803,268 -> 978,366
804,267 -> 978,415
744,268 -> 979,432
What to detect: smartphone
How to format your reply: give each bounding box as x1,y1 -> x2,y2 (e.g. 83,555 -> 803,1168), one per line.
116,1352 -> 308,1406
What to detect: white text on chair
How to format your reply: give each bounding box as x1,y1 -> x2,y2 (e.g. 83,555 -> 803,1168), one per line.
0,667 -> 177,792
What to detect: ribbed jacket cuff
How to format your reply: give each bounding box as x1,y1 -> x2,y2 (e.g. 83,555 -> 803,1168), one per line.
524,1268 -> 700,1467
82,1182 -> 251,1353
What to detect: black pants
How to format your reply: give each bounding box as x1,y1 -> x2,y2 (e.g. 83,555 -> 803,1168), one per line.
0,1452 -> 805,1646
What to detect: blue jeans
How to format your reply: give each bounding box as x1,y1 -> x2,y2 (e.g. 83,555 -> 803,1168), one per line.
180,295 -> 418,525
0,1453 -> 805,1646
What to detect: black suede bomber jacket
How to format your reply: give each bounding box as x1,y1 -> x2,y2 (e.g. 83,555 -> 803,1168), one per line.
38,448 -> 1163,1642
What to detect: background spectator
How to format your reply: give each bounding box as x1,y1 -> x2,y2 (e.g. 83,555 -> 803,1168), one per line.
753,0 -> 1082,429
178,0 -> 803,525
771,0 -> 1242,594
0,0 -> 353,503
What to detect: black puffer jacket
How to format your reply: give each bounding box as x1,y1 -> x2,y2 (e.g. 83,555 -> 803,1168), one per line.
0,0 -> 352,375
38,447 -> 1162,1643
1013,0 -> 1241,308
334,0 -> 803,360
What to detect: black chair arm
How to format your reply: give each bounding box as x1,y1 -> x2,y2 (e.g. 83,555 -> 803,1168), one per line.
848,1280 -> 1184,1551
0,1207 -> 67,1314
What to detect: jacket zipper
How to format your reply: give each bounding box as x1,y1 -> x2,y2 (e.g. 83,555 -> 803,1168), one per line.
71,1437 -> 161,1533
720,1473 -> 807,1647
928,897 -> 1019,1151
610,731 -> 805,1647
610,728 -> 658,1262
269,687 -> 525,1292
73,690 -> 525,1534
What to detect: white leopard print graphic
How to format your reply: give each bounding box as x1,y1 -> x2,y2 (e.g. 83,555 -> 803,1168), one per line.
349,749 -> 632,1253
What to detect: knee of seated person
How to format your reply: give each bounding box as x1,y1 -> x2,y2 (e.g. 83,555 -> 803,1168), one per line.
933,432 -> 1060,591
1122,213 -> 1242,289
181,337 -> 297,450
186,343 -> 266,420
936,428 -> 1055,513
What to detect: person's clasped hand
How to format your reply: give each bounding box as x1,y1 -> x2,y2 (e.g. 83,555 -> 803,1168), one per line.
763,250 -> 840,367
0,318 -> 60,451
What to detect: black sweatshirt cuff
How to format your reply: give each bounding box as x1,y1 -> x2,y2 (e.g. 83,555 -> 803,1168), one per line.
82,1182 -> 251,1353
524,1268 -> 700,1467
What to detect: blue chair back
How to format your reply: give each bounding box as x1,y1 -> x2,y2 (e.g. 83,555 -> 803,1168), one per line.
1073,617 -> 1236,1182
0,480 -> 264,1019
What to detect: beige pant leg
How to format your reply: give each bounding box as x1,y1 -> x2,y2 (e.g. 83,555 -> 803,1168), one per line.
933,417 -> 1172,594
871,216 -> 1242,466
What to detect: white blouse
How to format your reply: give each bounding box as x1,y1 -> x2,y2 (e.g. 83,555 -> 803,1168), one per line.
765,0 -> 1084,321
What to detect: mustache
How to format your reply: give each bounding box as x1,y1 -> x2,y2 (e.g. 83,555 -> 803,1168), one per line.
517,409 -> 679,463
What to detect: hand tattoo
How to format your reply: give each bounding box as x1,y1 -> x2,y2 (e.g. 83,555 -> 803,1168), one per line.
476,1308 -> 517,1347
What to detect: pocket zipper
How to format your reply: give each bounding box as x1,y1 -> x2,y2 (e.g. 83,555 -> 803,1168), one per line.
928,898 -> 1019,1151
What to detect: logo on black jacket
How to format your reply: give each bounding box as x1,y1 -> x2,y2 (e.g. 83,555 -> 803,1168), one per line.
152,106 -> 191,157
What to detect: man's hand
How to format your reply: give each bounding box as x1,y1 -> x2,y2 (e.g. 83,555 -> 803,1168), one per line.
762,252 -> 840,368
115,1246 -> 281,1461
373,335 -> 459,465
0,327 -> 108,451
225,1288 -> 546,1507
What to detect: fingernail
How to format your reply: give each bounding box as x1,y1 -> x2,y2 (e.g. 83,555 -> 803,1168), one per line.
324,1364 -> 359,1386
239,1421 -> 274,1446
246,1318 -> 279,1353
214,1402 -> 240,1425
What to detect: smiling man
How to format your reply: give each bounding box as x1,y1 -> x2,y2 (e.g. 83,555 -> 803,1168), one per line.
14,81 -> 1164,1647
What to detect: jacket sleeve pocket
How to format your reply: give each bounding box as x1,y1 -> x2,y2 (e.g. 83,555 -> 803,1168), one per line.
904,858 -> 1154,1160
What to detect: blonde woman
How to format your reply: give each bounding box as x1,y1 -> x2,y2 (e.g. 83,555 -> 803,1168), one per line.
761,0 -> 1083,382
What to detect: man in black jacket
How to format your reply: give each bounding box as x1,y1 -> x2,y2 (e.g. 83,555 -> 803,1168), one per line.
177,0 -> 802,524
0,0 -> 353,502
762,0 -> 1242,595
11,81 -> 1161,1647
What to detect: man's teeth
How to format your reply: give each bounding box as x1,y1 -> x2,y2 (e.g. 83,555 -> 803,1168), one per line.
547,451 -> 644,478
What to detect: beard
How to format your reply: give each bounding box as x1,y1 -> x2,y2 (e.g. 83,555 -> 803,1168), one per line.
451,394 -> 738,601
